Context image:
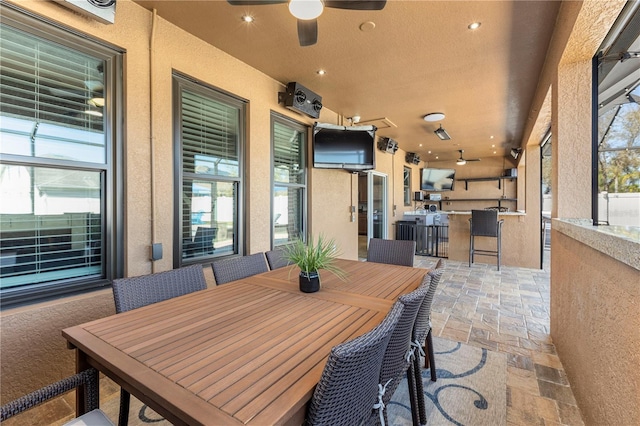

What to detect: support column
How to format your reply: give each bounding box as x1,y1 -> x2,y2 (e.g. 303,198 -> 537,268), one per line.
551,59 -> 593,219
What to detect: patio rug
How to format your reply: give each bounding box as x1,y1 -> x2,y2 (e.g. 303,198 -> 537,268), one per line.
100,337 -> 506,426
387,337 -> 507,426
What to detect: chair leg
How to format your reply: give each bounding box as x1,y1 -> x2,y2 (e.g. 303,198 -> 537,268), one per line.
118,390 -> 130,426
469,235 -> 473,267
413,353 -> 427,425
407,365 -> 421,426
426,329 -> 437,382
497,233 -> 501,271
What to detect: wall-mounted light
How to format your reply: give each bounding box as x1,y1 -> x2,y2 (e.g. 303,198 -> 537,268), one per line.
511,147 -> 523,159
434,124 -> 451,140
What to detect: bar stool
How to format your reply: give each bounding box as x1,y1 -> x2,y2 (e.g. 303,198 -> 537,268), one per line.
469,209 -> 504,270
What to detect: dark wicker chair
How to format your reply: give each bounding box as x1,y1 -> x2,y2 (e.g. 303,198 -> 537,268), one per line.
372,281 -> 429,426
412,266 -> 445,425
210,252 -> 269,285
265,247 -> 290,270
469,209 -> 504,270
306,302 -> 404,426
0,368 -> 112,425
111,264 -> 207,425
367,238 -> 416,267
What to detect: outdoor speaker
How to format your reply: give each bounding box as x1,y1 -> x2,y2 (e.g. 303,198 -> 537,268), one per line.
279,82 -> 323,119
413,191 -> 424,202
377,137 -> 399,154
406,152 -> 420,165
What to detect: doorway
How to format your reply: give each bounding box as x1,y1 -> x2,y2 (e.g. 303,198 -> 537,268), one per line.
358,171 -> 388,259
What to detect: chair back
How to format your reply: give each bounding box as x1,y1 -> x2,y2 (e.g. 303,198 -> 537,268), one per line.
112,264 -> 206,313
413,267 -> 445,344
306,302 -> 403,426
211,252 -> 268,285
367,238 -> 416,267
377,284 -> 428,407
265,247 -> 290,270
470,209 -> 499,237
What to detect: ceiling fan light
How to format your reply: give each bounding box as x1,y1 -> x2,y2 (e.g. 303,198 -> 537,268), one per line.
289,0 -> 323,20
456,158 -> 466,165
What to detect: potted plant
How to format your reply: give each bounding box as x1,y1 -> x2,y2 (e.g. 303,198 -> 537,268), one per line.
283,234 -> 347,293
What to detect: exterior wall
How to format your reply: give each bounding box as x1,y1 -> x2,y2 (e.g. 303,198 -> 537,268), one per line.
551,228 -> 640,424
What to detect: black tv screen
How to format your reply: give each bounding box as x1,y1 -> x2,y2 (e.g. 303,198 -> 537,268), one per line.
421,168 -> 456,191
313,122 -> 376,171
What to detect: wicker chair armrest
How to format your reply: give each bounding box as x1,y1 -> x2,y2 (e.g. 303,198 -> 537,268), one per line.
1,368 -> 99,421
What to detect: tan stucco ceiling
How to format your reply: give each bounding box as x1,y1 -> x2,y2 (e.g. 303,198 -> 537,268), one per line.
134,0 -> 560,162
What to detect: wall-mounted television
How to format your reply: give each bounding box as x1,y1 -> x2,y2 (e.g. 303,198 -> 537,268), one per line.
312,122 -> 376,171
421,168 -> 456,191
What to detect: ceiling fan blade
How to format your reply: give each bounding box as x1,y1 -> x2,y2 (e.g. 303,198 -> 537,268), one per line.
297,19 -> 318,46
467,158 -> 482,161
227,1 -> 287,5
324,0 -> 387,10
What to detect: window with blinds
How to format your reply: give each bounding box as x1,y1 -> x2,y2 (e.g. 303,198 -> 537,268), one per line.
272,115 -> 307,246
0,9 -> 120,306
175,75 -> 245,262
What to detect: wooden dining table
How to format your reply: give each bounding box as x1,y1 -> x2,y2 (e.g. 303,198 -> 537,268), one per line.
63,258 -> 428,426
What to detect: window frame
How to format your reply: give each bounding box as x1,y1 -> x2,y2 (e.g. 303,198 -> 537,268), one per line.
270,112 -> 308,248
172,72 -> 247,266
0,4 -> 124,308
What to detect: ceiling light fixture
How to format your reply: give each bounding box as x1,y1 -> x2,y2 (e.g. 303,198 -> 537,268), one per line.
289,0 -> 323,20
468,22 -> 481,30
434,124 -> 451,140
423,112 -> 445,122
456,158 -> 466,165
316,69 -> 326,75
241,15 -> 254,23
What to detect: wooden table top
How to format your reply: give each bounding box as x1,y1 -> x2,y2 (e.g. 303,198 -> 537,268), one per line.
63,259 -> 427,426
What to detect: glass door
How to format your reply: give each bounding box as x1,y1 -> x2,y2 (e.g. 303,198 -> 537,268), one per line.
368,171 -> 388,240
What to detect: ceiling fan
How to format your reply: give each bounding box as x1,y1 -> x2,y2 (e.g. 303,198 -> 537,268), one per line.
227,0 -> 387,46
456,150 -> 481,165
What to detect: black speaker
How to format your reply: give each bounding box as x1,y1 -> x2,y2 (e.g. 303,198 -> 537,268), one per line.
377,137 -> 399,154
413,191 -> 424,201
279,82 -> 323,119
406,152 -> 420,165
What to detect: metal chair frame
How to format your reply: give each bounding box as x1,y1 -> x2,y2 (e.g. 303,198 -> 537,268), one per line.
469,209 -> 504,271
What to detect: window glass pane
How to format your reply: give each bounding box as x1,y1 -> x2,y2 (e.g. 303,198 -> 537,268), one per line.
181,88 -> 239,177
403,166 -> 411,206
596,13 -> 640,227
0,165 -> 102,288
274,121 -> 304,184
0,24 -> 106,163
274,186 -> 303,245
182,179 -> 237,259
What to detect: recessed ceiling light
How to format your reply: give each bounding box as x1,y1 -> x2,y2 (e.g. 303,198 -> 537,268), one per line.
423,112 -> 445,122
493,151 -> 497,154
419,143 -> 423,147
428,151 -> 432,154
241,15 -> 254,23
491,144 -> 495,148
468,22 -> 481,30
490,135 -> 494,139
435,156 -> 439,159
316,69 -> 326,76
359,21 -> 376,32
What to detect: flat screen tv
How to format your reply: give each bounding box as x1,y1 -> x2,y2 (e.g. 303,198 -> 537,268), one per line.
312,122 -> 376,171
421,168 -> 456,191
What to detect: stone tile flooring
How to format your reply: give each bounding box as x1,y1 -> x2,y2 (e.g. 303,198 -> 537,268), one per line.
414,256 -> 584,425
4,254 -> 585,425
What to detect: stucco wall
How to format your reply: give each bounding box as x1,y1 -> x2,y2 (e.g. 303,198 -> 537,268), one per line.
550,229 -> 640,424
